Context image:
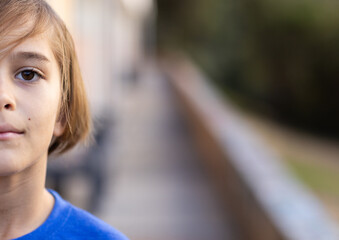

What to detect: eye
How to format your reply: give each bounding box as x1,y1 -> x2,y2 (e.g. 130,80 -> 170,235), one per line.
15,69 -> 44,82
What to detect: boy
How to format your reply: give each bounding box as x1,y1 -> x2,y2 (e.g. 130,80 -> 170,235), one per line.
0,0 -> 127,239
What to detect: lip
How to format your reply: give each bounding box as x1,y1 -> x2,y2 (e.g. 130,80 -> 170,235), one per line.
0,124 -> 24,140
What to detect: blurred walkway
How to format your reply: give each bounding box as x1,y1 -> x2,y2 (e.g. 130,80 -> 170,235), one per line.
97,62 -> 234,240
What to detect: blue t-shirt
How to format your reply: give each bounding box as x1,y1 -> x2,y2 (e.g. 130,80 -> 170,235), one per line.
14,189 -> 128,240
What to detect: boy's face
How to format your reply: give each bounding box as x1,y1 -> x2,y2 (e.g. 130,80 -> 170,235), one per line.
0,34 -> 64,176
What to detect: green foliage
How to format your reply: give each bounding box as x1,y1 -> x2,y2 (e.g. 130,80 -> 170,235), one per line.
157,0 -> 339,137
286,156 -> 339,198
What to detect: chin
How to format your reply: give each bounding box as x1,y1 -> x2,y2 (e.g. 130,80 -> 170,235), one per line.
0,164 -> 23,177
0,156 -> 28,177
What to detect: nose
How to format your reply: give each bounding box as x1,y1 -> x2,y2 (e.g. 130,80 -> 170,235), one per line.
0,94 -> 16,111
0,79 -> 16,111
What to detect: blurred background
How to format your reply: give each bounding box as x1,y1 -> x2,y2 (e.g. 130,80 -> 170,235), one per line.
45,0 -> 339,239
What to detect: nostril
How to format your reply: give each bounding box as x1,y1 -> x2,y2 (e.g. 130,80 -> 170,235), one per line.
4,104 -> 11,109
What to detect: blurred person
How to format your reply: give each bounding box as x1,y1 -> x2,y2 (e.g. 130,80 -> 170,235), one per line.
0,0 -> 128,239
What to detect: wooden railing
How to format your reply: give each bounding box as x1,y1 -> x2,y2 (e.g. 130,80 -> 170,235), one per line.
161,55 -> 339,240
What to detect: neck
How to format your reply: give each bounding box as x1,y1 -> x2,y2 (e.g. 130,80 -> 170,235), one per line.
0,156 -> 54,240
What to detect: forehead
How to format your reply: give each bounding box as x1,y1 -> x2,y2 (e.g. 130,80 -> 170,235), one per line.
10,35 -> 54,59
0,25 -> 57,63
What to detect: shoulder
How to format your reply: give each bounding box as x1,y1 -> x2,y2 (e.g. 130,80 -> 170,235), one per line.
49,190 -> 128,240
63,204 -> 127,240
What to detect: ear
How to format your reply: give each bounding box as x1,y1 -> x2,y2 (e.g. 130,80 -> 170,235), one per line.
53,119 -> 66,137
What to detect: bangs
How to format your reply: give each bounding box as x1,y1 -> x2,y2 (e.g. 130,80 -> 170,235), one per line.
0,0 -> 52,59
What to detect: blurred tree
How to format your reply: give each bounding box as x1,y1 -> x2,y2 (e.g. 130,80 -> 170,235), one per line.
157,0 -> 339,137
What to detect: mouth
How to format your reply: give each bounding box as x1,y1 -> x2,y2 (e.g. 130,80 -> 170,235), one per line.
0,124 -> 24,140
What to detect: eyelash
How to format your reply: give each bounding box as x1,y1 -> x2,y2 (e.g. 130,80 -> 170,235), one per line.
15,68 -> 45,82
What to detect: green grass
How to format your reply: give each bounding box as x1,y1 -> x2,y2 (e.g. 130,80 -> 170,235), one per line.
285,156 -> 339,198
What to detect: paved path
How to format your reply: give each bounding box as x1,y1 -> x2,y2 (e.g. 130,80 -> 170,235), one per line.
97,63 -> 234,240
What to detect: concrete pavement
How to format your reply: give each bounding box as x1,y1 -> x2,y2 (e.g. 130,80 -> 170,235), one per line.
97,63 -> 234,240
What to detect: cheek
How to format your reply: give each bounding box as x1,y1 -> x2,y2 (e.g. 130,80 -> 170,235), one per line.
22,88 -> 61,134
29,102 -> 58,133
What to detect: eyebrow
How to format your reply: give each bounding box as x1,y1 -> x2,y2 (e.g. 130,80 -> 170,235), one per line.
11,51 -> 50,63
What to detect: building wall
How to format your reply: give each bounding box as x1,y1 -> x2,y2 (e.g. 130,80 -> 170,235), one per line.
45,0 -> 154,117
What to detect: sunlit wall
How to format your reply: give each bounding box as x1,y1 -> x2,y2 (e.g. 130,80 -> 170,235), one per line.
47,0 -> 154,117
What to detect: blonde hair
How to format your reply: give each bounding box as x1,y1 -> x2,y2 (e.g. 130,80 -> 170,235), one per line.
0,0 -> 91,154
